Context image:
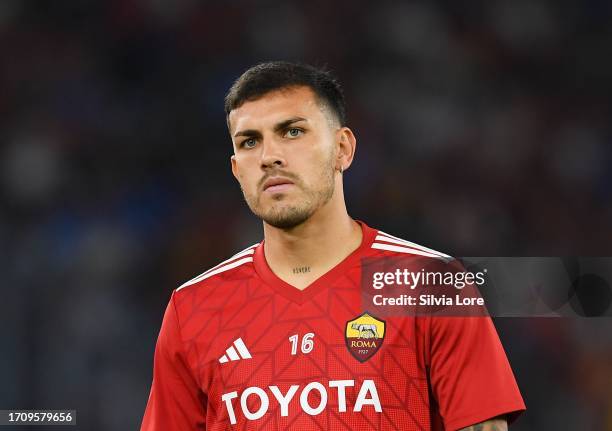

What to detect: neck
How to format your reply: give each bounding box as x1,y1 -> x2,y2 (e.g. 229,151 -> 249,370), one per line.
262,194 -> 362,290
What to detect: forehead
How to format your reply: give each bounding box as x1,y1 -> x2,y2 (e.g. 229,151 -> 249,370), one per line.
228,86 -> 326,133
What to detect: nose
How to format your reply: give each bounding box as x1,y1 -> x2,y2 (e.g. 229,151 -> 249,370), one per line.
260,137 -> 287,170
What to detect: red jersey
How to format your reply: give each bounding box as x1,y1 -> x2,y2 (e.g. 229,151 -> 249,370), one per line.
141,221 -> 525,430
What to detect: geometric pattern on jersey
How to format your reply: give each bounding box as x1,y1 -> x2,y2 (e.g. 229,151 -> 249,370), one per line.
174,222 -> 433,430
166,221 -> 526,430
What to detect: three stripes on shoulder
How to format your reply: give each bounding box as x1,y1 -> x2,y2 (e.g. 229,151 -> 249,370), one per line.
177,243 -> 259,291
372,231 -> 451,261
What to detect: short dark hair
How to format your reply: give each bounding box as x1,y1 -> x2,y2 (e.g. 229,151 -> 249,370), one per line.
224,61 -> 346,127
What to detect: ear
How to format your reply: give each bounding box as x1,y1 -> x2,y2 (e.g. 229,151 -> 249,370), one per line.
335,127 -> 357,172
231,155 -> 239,180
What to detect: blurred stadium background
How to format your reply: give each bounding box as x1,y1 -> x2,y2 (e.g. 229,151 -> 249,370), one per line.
1,0 -> 611,429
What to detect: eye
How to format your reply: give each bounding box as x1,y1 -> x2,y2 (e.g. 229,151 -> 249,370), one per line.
285,128 -> 304,138
240,138 -> 257,149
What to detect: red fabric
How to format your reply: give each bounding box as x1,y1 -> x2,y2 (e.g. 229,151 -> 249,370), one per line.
427,315 -> 525,430
141,221 -> 525,430
141,295 -> 206,430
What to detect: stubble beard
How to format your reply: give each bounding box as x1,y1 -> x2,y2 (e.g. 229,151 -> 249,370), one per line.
242,158 -> 336,230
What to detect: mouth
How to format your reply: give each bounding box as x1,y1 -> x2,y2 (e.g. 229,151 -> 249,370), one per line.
262,176 -> 295,193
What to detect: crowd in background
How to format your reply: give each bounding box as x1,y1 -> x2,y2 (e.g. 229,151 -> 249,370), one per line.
1,1 -> 611,429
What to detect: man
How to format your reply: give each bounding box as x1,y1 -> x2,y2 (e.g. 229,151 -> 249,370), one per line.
141,62 -> 525,430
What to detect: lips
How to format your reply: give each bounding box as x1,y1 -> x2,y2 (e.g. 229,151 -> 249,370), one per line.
262,177 -> 294,192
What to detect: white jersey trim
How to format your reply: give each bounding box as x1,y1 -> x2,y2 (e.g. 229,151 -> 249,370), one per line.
176,243 -> 258,291
375,232 -> 451,259
371,242 -> 448,259
177,257 -> 254,291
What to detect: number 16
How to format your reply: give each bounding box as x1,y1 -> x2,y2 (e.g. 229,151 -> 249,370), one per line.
288,332 -> 315,355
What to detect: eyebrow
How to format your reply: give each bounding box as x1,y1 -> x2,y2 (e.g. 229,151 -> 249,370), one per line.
233,117 -> 308,138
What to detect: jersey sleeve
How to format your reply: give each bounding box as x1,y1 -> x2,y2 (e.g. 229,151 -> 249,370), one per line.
427,315 -> 526,430
141,292 -> 206,430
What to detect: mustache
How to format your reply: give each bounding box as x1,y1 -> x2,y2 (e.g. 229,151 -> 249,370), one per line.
258,170 -> 300,190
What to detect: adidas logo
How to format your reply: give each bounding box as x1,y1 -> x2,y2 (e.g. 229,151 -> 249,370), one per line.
219,338 -> 252,363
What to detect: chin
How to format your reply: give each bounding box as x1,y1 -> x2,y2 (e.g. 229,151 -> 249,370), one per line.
265,215 -> 311,230
260,205 -> 314,230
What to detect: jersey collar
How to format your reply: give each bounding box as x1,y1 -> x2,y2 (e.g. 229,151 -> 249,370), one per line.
253,220 -> 378,305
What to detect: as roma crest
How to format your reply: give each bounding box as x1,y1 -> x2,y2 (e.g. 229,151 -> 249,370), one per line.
345,312 -> 385,362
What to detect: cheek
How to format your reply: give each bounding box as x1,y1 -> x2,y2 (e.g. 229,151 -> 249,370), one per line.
301,154 -> 333,186
234,156 -> 254,177
237,168 -> 255,187
246,173 -> 264,196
